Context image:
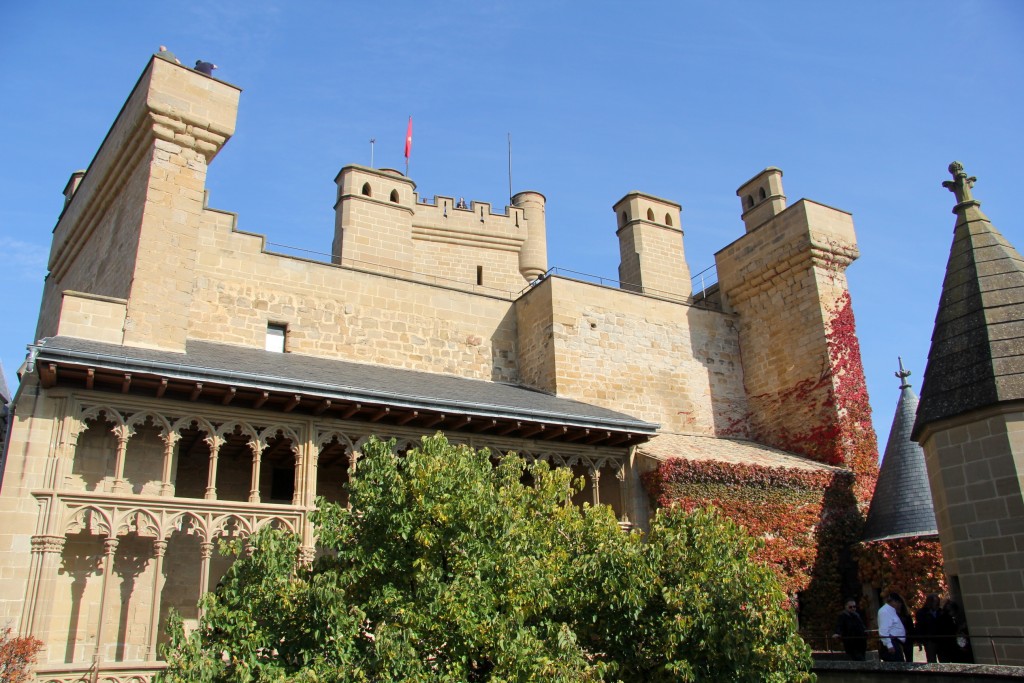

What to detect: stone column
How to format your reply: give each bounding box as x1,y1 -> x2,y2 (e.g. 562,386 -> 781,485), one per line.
22,535 -> 66,654
110,426 -> 130,493
147,539 -> 168,659
588,467 -> 601,507
248,442 -> 262,504
197,541 -> 215,618
204,436 -> 219,500
93,537 -> 120,668
292,450 -> 303,506
615,462 -> 629,524
160,432 -> 180,497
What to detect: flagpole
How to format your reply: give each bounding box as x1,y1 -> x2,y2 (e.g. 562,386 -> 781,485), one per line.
507,133 -> 513,206
370,138 -> 375,168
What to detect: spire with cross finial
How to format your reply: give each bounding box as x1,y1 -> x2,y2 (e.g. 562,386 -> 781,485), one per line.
942,161 -> 978,205
895,356 -> 912,390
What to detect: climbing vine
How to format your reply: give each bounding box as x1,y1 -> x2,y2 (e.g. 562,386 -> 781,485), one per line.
649,289 -> 881,635
643,458 -> 864,635
857,538 -> 946,609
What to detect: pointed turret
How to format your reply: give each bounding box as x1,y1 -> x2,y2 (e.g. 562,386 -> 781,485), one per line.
912,162 -> 1024,437
863,359 -> 937,541
913,162 -> 1024,665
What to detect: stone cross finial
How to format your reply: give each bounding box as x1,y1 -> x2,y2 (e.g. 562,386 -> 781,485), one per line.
942,161 -> 977,204
896,356 -> 912,389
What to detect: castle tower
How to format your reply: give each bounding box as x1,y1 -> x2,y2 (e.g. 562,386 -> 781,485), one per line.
613,191 -> 690,299
512,190 -> 547,281
912,162 -> 1024,665
715,168 -> 875,486
332,166 -> 417,269
35,56 -> 240,352
737,167 -> 786,232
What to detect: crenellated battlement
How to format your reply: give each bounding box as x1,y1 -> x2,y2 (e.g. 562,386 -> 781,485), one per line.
333,165 -> 547,289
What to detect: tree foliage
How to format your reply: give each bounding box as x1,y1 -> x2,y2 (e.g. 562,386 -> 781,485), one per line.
158,434 -> 814,682
0,626 -> 43,683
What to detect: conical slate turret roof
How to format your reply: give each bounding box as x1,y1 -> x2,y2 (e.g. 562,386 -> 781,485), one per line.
863,360 -> 938,542
912,162 -> 1024,438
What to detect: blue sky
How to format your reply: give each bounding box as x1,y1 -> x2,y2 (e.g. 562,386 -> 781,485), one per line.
2,1 -> 1022,453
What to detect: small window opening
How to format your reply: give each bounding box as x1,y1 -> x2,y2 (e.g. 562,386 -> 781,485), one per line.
665,213 -> 673,226
390,189 -> 399,203
476,265 -> 484,286
361,182 -> 372,197
620,211 -> 628,226
266,323 -> 287,353
745,195 -> 754,209
270,467 -> 295,502
758,187 -> 767,201
646,208 -> 655,220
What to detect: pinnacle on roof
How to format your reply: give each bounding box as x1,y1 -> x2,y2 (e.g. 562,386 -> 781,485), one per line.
863,359 -> 938,542
912,163 -> 1024,438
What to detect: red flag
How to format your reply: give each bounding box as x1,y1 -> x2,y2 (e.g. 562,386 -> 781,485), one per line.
404,116 -> 413,159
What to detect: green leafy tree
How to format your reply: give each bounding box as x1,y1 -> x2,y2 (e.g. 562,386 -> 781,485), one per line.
159,434 -> 814,682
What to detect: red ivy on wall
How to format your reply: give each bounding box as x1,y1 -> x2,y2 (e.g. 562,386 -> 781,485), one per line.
857,538 -> 946,609
646,292 -> 882,635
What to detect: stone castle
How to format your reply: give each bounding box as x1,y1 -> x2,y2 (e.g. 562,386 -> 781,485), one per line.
0,54 -> 871,681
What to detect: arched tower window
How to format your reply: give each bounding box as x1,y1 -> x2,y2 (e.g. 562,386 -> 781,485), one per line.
619,211 -> 628,227
361,182 -> 372,197
665,213 -> 673,226
389,189 -> 399,203
758,187 -> 767,201
745,195 -> 754,209
646,208 -> 655,221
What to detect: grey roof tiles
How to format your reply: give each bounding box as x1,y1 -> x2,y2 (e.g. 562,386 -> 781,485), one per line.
32,336 -> 658,434
864,364 -> 938,542
913,164 -> 1024,437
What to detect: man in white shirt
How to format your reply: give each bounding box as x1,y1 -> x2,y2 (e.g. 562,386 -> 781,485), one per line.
878,593 -> 908,662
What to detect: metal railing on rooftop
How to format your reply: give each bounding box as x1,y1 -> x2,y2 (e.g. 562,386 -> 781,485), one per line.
261,240 -> 720,308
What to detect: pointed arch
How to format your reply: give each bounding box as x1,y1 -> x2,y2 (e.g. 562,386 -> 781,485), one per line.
216,420 -> 260,450
258,424 -> 301,450
211,514 -> 252,541
166,511 -> 208,542
79,405 -> 126,429
317,429 -> 355,452
64,506 -> 113,537
170,415 -> 217,439
114,509 -> 160,538
125,411 -> 172,437
255,516 -> 296,534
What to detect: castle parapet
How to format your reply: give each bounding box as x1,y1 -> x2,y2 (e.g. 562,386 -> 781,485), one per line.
334,165 -> 547,291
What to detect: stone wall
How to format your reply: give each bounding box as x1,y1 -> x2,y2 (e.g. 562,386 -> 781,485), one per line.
920,408 -> 1024,665
516,277 -> 747,435
189,208 -> 521,383
716,198 -> 859,454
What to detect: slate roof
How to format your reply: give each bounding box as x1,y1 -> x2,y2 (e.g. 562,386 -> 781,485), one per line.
913,163 -> 1024,437
863,365 -> 938,542
31,336 -> 658,435
638,431 -> 842,472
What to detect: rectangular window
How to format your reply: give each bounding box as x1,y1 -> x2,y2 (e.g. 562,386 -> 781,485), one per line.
476,265 -> 483,286
266,323 -> 287,352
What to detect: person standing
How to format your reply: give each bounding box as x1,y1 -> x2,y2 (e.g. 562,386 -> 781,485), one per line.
915,594 -> 942,662
833,598 -> 868,660
878,593 -> 908,662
